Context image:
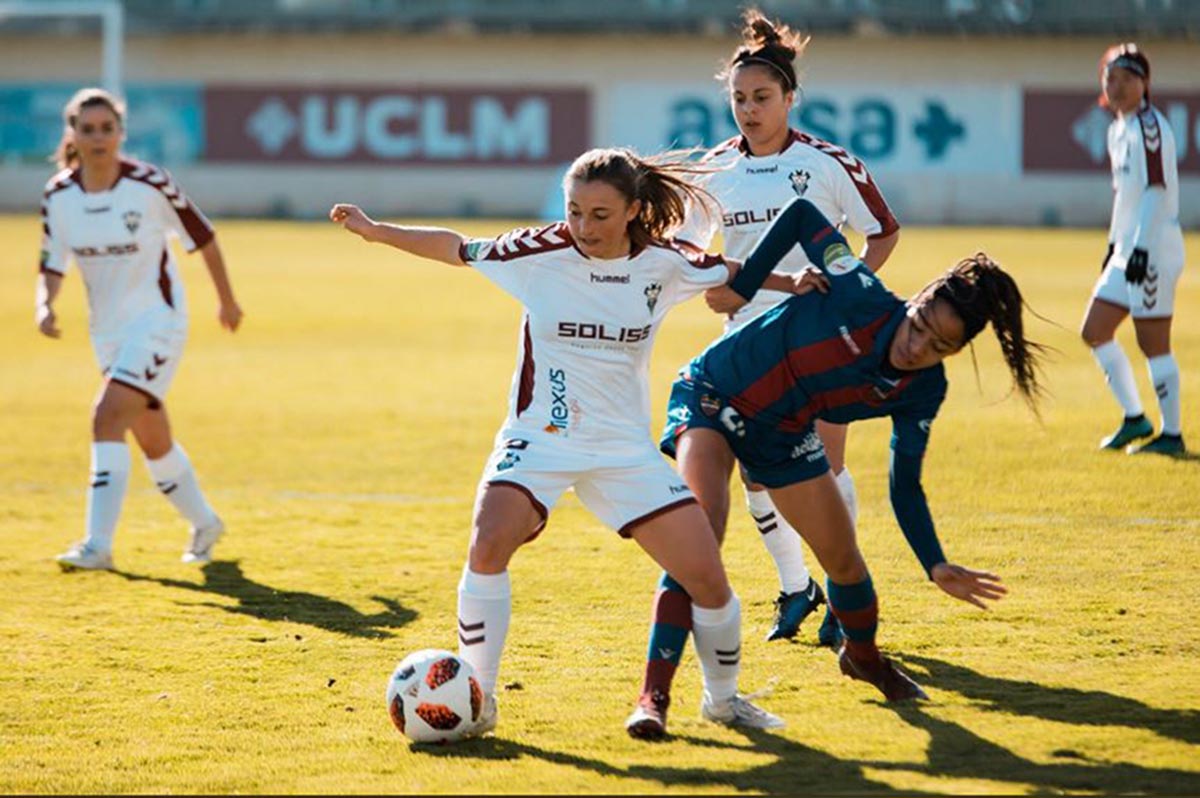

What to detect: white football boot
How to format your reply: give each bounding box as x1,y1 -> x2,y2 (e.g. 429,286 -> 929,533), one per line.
700,692 -> 785,729
182,517 -> 225,563
56,542 -> 115,572
463,694 -> 498,739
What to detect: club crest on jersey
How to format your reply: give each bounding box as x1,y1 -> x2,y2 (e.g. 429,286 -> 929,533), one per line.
644,282 -> 662,313
123,210 -> 142,234
789,169 -> 811,197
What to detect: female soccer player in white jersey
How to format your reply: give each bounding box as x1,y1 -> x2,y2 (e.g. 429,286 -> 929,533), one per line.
329,147 -> 817,737
643,8 -> 901,677
1081,44 -> 1186,456
37,88 -> 243,571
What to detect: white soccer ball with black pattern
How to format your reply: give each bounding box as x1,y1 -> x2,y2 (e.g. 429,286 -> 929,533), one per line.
386,649 -> 483,743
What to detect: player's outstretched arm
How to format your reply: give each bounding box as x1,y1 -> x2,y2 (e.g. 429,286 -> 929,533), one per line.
329,203 -> 466,266
35,270 -> 63,339
890,448 -> 1007,609
198,238 -> 243,332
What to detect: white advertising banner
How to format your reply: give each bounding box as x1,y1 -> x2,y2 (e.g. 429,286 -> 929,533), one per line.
606,83 -> 1021,174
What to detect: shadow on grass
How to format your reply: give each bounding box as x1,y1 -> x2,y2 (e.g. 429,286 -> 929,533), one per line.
869,655 -> 1200,795
406,655 -> 1200,794
412,729 -> 928,794
904,654 -> 1200,745
117,560 -> 417,638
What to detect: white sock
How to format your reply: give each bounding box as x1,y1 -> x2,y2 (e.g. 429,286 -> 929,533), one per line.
145,444 -> 219,530
692,594 -> 741,704
457,566 -> 511,696
747,489 -> 811,594
1147,354 -> 1182,435
835,467 -> 859,525
85,442 -> 130,553
1092,340 -> 1144,417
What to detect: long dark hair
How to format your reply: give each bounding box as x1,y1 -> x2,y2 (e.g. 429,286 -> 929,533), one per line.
563,147 -> 717,252
718,8 -> 809,94
919,253 -> 1048,413
52,87 -> 125,170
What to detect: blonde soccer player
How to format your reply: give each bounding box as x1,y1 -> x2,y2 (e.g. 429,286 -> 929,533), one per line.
1081,43 -> 1186,456
330,147 -> 831,737
37,88 -> 243,571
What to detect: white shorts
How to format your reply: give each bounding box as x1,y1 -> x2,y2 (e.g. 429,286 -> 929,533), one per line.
1092,253 -> 1184,319
93,316 -> 187,407
479,434 -> 697,538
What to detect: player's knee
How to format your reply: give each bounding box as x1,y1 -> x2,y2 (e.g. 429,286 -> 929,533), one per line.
91,399 -> 133,438
467,526 -> 522,573
686,568 -> 731,608
819,547 -> 867,584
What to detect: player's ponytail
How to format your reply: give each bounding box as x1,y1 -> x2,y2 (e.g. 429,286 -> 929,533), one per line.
719,8 -> 809,93
564,148 -> 716,251
52,87 -> 125,170
922,253 -> 1049,414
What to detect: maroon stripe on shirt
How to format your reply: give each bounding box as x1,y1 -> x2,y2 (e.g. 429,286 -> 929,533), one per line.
1139,108 -> 1166,187
157,248 -> 174,308
516,316 -> 535,417
778,374 -> 914,433
730,312 -> 893,418
795,131 -> 900,237
122,159 -> 215,249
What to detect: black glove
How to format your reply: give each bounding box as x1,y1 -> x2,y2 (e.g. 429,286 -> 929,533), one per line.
1101,243 -> 1113,272
1125,248 -> 1149,285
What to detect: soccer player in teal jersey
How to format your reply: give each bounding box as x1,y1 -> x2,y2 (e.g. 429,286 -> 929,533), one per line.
627,198 -> 1046,738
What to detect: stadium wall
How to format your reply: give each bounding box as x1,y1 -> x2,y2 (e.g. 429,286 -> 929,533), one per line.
1,31 -> 1197,226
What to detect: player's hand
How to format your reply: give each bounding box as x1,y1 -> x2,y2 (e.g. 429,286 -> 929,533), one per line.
329,203 -> 377,241
1101,243 -> 1114,273
790,265 -> 830,295
1125,248 -> 1149,285
219,299 -> 243,332
931,562 -> 1007,609
705,285 -> 748,315
36,304 -> 61,339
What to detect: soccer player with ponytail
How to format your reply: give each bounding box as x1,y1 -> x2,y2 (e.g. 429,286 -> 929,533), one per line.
626,197 -> 1044,738
331,147 -> 810,737
1082,43 -> 1186,455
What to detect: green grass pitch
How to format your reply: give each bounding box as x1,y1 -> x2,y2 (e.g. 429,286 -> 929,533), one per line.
0,214 -> 1197,794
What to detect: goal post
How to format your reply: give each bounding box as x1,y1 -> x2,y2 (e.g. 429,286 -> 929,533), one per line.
0,0 -> 124,96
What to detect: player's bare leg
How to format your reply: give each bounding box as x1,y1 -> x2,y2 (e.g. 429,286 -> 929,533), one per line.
131,406 -> 224,562
456,483 -> 544,735
58,380 -> 146,571
768,474 -> 926,701
1082,299 -> 1153,449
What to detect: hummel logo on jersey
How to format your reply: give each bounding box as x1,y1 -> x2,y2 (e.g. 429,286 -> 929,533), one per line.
859,273 -> 876,289
668,484 -> 690,495
657,647 -> 677,660
84,205 -> 111,214
919,419 -> 933,434
123,210 -> 142,234
745,164 -> 778,174
644,282 -> 662,313
789,169 -> 811,196
590,273 -> 630,284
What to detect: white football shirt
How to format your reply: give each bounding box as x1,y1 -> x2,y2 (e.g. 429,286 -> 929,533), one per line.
678,129 -> 898,328
460,223 -> 729,454
1107,102 -> 1184,264
40,158 -> 215,340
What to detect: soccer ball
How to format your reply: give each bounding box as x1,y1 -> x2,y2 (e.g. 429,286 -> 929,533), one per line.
386,649 -> 483,744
